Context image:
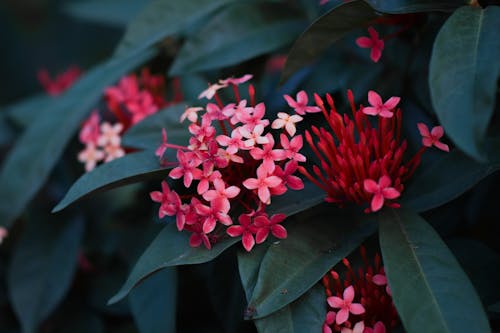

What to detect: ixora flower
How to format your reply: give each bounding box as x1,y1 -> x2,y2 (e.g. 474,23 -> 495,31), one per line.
38,66 -> 81,96
322,247 -> 398,333
77,69 -> 182,172
356,27 -> 384,63
298,90 -> 449,213
150,75 -> 305,251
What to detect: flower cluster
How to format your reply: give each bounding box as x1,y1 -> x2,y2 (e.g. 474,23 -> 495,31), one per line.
38,66 -> 81,96
78,69 -> 182,172
150,75 -> 306,251
298,90 -> 448,213
322,247 -> 398,333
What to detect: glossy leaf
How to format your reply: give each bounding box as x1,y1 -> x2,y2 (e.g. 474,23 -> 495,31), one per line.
0,48 -> 156,229
8,217 -> 84,333
253,284 -> 325,333
169,3 -> 305,75
366,0 -> 467,13
109,181 -> 324,304
64,0 -> 149,26
3,94 -> 52,127
114,0 -> 237,55
403,138 -> 500,212
122,104 -> 188,149
243,206 -> 376,319
129,267 -> 177,333
429,6 -> 500,161
379,209 -> 490,333
53,150 -> 168,212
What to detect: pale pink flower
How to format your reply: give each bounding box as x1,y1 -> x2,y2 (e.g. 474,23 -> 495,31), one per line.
104,144 -> 125,162
239,124 -> 269,148
202,178 -> 240,212
78,143 -> 104,172
327,285 -> 365,325
206,102 -> 234,121
216,129 -> 245,155
243,165 -> 282,204
356,26 -> 384,63
362,90 -> 400,118
283,90 -> 321,115
417,123 -> 449,152
230,100 -> 254,125
219,74 -> 253,86
363,175 -> 400,212
250,134 -> 286,173
97,122 -> 123,147
271,112 -> 303,136
341,321 -> 365,333
180,106 -> 203,123
198,83 -> 227,100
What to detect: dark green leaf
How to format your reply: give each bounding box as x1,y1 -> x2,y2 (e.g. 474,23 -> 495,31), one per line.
129,267 -> 177,333
64,0 -> 149,27
3,94 -> 52,127
8,217 -> 84,333
0,48 -> 156,229
122,104 -> 188,149
109,181 -> 324,304
114,0 -> 238,55
169,3 -> 305,75
379,209 -> 490,333
429,6 -> 500,161
403,138 -> 500,212
53,150 -> 168,212
244,206 -> 376,319
489,301 -> 500,314
366,0 -> 467,13
254,284 -> 325,333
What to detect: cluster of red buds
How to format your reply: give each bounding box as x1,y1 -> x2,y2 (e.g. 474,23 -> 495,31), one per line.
150,75 -> 311,251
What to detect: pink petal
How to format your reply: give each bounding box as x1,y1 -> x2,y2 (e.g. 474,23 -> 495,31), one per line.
343,285 -> 355,303
373,321 -> 387,333
378,175 -> 392,189
271,224 -> 287,239
242,232 -> 255,252
243,178 -> 259,190
225,185 -> 241,198
422,137 -> 433,147
227,225 -> 244,237
417,123 -> 430,137
323,324 -> 333,333
382,187 -> 400,199
368,90 -> 382,107
371,193 -> 385,212
372,274 -> 387,286
349,303 -> 365,315
305,105 -> 322,113
255,228 -> 269,244
150,191 -> 163,202
367,26 -> 379,39
296,90 -> 308,105
335,308 -> 349,325
378,109 -> 394,118
258,186 -> 271,204
327,296 -> 344,308
203,217 -> 217,234
384,96 -> 400,110
362,106 -> 379,116
431,125 -> 444,139
356,36 -> 373,48
434,141 -> 450,152
285,122 -> 296,136
189,234 -> 202,247
325,311 -> 336,325
371,46 -> 383,62
265,176 -> 282,188
363,179 -> 379,193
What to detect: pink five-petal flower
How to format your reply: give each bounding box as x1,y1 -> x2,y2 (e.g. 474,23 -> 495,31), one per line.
240,102 -> 269,130
250,134 -> 286,174
243,165 -> 282,204
227,213 -> 257,252
271,160 -> 304,195
202,178 -> 240,212
198,83 -> 227,100
239,124 -> 269,148
271,112 -> 303,136
206,102 -> 234,121
356,26 -> 384,63
283,90 -> 321,115
363,175 -> 400,212
253,213 -> 287,244
417,123 -> 449,152
280,133 -> 306,162
128,91 -> 158,124
180,106 -> 203,123
362,90 -> 400,118
195,199 -> 232,234
197,169 -> 222,195
97,122 -> 123,147
216,129 -> 244,155
219,74 -> 253,86
341,321 -> 365,333
169,150 -> 202,188
103,143 -> 125,162
327,285 -> 365,325
188,222 -> 211,249
230,100 -> 254,125
78,143 -> 104,172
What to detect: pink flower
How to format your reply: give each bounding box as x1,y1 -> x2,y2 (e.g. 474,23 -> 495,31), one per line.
373,272 -> 392,296
327,285 -> 365,325
169,150 -> 202,188
79,111 -> 100,144
356,27 -> 384,63
230,100 -> 253,125
197,169 -> 221,195
128,91 -> 158,124
97,122 -> 123,147
249,135 -> 286,173
216,129 -> 245,155
364,322 -> 386,333
38,66 -> 81,96
180,106 -> 203,123
363,175 -> 400,212
243,165 -> 282,204
202,178 -> 240,212
227,213 -> 257,252
341,321 -> 364,333
417,123 -> 449,152
271,161 -> 304,195
240,102 -> 269,130
219,74 -> 253,86
195,199 -> 232,234
198,83 -> 227,100
363,90 -> 400,118
253,213 -> 287,243
78,143 -> 104,172
323,311 -> 336,333
271,112 -> 303,136
284,90 -> 321,115
280,134 -> 306,162
104,143 -> 125,162
188,222 -> 211,249
239,124 -> 269,148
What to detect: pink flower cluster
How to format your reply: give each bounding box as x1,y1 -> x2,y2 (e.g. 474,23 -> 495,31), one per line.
150,75 -> 306,251
299,90 -> 449,213
78,69 -> 182,172
322,247 -> 398,333
38,66 -> 81,96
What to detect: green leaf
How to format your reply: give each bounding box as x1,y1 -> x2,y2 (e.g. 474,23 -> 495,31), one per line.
3,94 -> 52,127
242,206 -> 376,319
429,6 -> 500,161
254,284 -> 325,333
63,0 -> 149,26
114,0 -> 238,56
8,217 -> 84,333
122,104 -> 188,149
402,138 -> 500,212
129,267 -> 177,333
379,209 -> 490,333
53,150 -> 168,212
169,3 -> 305,75
0,48 -> 156,229
365,0 -> 467,13
109,181 -> 324,304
